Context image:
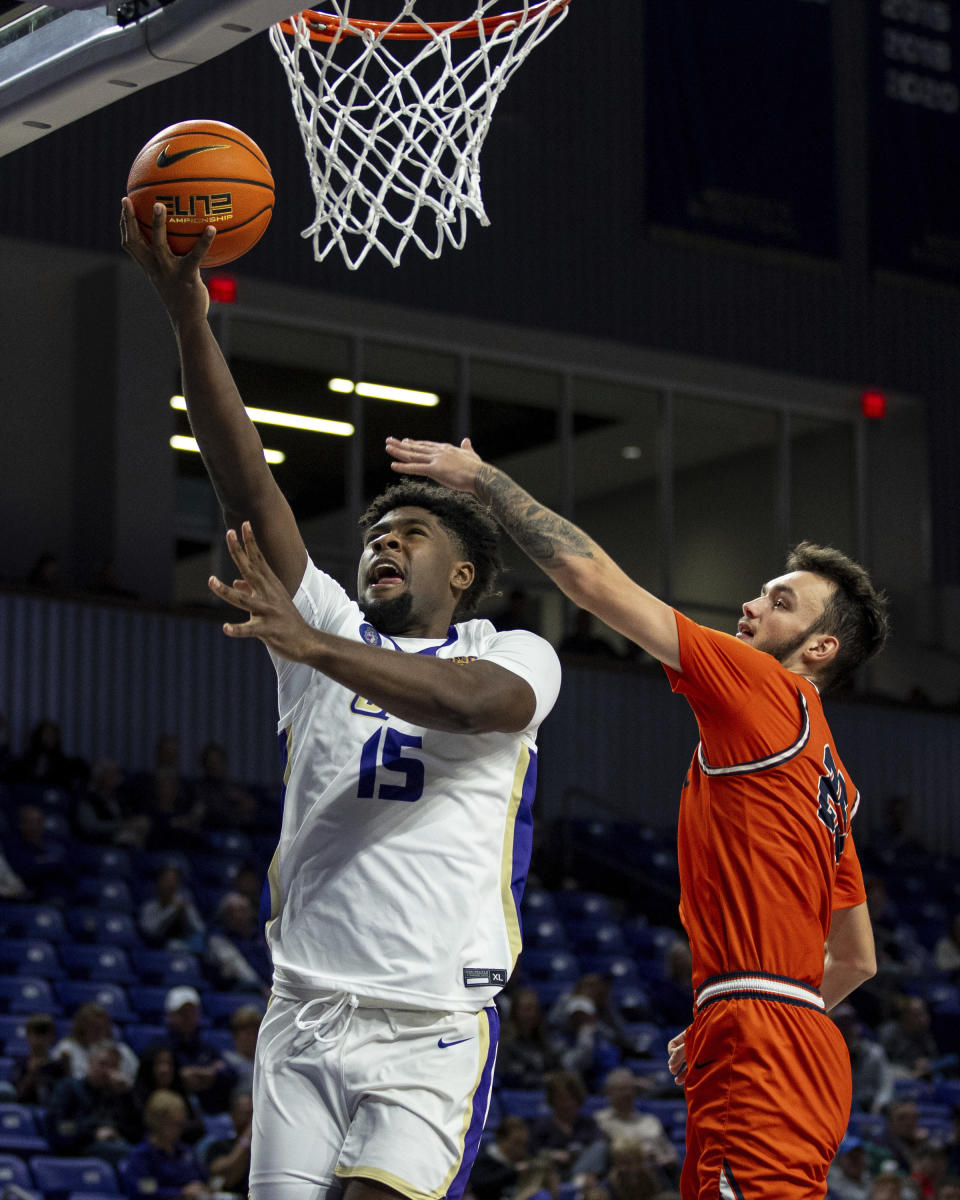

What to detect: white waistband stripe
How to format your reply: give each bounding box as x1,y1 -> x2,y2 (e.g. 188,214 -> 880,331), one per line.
696,974 -> 824,1011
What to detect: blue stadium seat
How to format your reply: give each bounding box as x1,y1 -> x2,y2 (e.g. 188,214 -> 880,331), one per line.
497,1088 -> 548,1119
626,1021 -> 669,1055
28,1156 -> 118,1197
205,830 -> 253,858
71,844 -> 133,879
59,945 -> 136,985
202,992 -> 266,1026
554,891 -> 614,922
54,981 -> 135,1023
127,986 -> 172,1023
123,1023 -> 167,1054
0,904 -> 68,943
0,976 -> 59,1015
567,921 -> 628,958
129,948 -> 205,987
0,1151 -> 35,1191
70,878 -> 134,913
0,1104 -> 50,1153
520,949 -> 581,983
522,918 -> 569,951
611,984 -> 653,1022
67,909 -> 141,948
521,889 -> 558,918
0,938 -> 64,980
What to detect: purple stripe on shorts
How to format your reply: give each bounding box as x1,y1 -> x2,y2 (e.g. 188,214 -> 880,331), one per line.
446,1006 -> 500,1200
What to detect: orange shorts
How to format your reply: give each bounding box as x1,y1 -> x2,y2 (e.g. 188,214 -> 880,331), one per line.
681,985 -> 850,1199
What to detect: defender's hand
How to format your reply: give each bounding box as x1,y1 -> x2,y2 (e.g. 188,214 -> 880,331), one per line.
385,436 -> 484,494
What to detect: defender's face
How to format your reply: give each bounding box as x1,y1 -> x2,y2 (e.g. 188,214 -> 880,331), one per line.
357,505 -> 471,638
736,569 -> 836,665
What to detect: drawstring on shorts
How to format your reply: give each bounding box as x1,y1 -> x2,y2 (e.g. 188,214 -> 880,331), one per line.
295,992 -> 359,1045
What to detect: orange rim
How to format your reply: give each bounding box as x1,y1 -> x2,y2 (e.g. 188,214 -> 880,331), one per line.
279,1 -> 571,43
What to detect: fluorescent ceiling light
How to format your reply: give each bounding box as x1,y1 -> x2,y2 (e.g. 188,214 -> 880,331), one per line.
170,396 -> 353,437
328,378 -> 440,407
170,434 -> 285,466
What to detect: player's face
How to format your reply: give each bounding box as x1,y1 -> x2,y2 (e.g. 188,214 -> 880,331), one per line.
357,506 -> 474,638
737,570 -> 836,668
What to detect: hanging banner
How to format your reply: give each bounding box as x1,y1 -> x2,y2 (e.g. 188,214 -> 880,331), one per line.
644,0 -> 837,256
870,0 -> 960,280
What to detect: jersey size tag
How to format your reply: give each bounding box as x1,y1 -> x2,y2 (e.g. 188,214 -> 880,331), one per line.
463,967 -> 507,988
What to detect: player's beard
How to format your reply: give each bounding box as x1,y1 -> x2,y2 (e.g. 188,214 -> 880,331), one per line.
767,616 -> 824,666
360,590 -> 415,636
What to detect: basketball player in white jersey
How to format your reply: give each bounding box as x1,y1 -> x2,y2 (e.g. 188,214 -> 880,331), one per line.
121,201 -> 561,1200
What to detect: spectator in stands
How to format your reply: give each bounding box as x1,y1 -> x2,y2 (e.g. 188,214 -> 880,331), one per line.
0,841 -> 27,899
221,1004 -> 262,1093
512,1153 -> 562,1200
139,734 -> 205,852
880,995 -> 941,1080
4,801 -> 68,899
879,1099 -> 931,1172
205,891 -> 271,994
121,1088 -> 210,1200
912,1145 -> 949,1199
827,1134 -> 873,1200
138,862 -> 206,952
651,938 -> 695,1030
46,1040 -> 143,1165
133,1043 -> 205,1145
11,1011 -> 68,1105
53,1002 -> 139,1085
529,1069 -> 602,1179
934,914 -> 960,978
590,1138 -> 664,1200
468,1115 -> 531,1200
231,860 -> 264,910
497,986 -> 562,1090
583,1067 -> 678,1183
8,717 -> 88,790
870,1175 -> 910,1200
204,1086 -> 253,1198
833,1002 -> 896,1113
158,986 -> 237,1115
75,757 -> 150,848
551,973 -> 634,1061
556,996 -> 620,1092
193,741 -> 258,831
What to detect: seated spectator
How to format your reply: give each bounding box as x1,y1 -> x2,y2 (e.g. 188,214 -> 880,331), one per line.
221,1005 -> 263,1093
133,1043 -> 205,1145
880,996 -> 942,1080
550,973 -> 635,1060
156,986 -> 237,1115
204,1086 -> 253,1198
468,1115 -> 530,1200
833,1002 -> 896,1113
827,1134 -> 872,1200
591,1138 -> 664,1200
556,996 -> 620,1092
46,1040 -> 143,1165
529,1069 -> 602,1179
193,741 -> 258,831
11,1011 -> 69,1105
913,1146 -> 949,1200
205,891 -> 271,994
7,717 -> 88,790
879,1099 -> 931,1172
75,757 -> 150,847
5,802 -> 68,899
586,1067 -> 678,1182
513,1153 -> 562,1200
651,938 -> 695,1031
231,860 -> 264,911
54,1001 -> 140,1085
871,1174 -> 911,1200
139,735 -> 205,852
496,986 -> 562,1090
934,914 -> 960,978
122,1088 -> 211,1200
139,862 -> 206,952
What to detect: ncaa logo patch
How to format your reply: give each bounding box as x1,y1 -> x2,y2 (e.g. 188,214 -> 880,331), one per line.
359,623 -> 381,647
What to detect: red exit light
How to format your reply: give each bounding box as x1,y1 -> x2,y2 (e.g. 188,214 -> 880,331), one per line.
860,390 -> 887,420
208,275 -> 237,304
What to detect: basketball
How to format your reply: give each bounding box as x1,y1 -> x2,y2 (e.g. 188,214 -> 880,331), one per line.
126,119 -> 274,268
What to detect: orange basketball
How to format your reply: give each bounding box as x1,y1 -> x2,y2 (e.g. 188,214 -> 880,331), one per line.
127,119 -> 274,268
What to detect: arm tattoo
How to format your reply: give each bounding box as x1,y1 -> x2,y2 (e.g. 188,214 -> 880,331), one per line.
475,464 -> 595,567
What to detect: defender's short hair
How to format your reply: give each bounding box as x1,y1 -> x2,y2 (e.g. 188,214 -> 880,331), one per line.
359,480 -> 503,617
785,541 -> 890,691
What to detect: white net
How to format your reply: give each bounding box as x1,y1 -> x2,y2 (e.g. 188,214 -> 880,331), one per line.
269,2 -> 571,269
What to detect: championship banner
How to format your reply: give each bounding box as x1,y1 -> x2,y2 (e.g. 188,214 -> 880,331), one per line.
870,0 -> 960,280
644,0 -> 837,256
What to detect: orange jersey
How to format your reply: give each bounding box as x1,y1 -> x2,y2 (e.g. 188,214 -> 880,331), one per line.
664,611 -> 866,993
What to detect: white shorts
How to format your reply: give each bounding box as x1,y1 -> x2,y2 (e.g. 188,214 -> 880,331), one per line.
250,993 -> 500,1200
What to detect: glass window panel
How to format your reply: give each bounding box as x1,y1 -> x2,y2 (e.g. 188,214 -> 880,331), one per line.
790,415 -> 855,552
673,394 -> 781,616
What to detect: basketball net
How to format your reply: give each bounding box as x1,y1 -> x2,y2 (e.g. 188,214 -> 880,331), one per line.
270,2 -> 571,269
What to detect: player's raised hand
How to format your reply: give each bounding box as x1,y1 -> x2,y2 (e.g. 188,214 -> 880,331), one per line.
386,436 -> 483,493
208,522 -> 316,664
120,198 -> 214,325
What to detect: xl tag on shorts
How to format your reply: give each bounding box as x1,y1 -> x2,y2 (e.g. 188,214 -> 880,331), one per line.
464,967 -> 507,988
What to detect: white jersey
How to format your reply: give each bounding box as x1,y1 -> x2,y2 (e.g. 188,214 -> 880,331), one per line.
264,557 -> 561,1012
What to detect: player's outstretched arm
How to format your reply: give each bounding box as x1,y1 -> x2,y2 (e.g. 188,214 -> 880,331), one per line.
209,524 -> 537,733
386,436 -> 681,670
120,199 -> 305,595
821,901 -> 877,1011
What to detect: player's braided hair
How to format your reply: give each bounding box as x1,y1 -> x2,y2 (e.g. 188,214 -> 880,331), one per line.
359,480 -> 503,617
785,541 -> 890,692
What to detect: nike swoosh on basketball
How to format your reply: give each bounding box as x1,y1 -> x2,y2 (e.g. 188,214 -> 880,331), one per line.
438,1037 -> 472,1049
156,144 -> 228,168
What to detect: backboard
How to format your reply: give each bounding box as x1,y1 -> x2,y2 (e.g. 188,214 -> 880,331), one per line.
0,0 -> 296,158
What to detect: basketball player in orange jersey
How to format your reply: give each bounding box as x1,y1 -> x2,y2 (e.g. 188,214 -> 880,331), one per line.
386,435 -> 890,1200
